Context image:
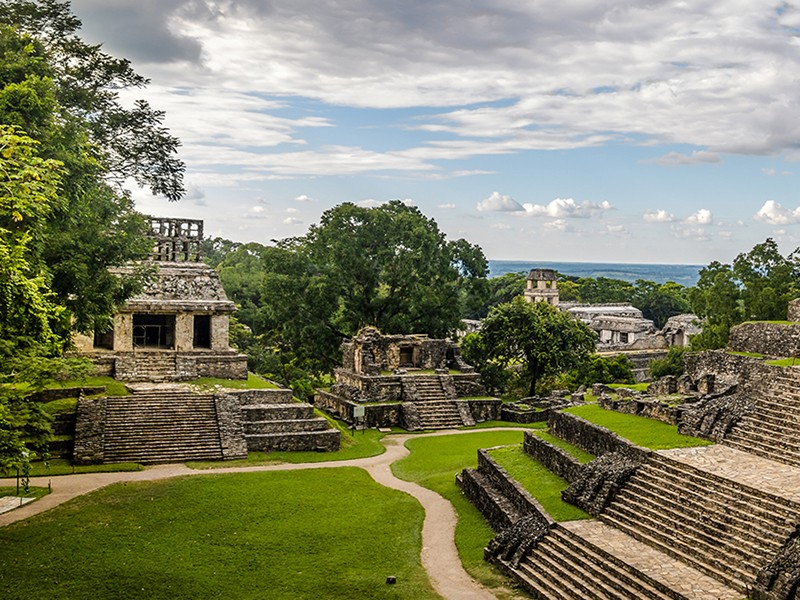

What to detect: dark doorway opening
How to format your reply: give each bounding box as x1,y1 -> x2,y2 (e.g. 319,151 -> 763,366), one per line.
93,329 -> 114,350
193,315 -> 211,348
133,314 -> 175,349
399,347 -> 414,367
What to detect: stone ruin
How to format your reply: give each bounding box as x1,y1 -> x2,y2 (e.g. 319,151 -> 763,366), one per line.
68,216 -> 340,463
73,216 -> 248,382
316,326 -> 500,429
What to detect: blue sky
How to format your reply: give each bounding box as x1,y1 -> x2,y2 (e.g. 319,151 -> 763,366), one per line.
70,0 -> 800,264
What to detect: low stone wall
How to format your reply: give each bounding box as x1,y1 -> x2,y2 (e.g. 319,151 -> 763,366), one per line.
457,449 -> 554,532
729,322 -> 800,357
28,387 -> 106,403
452,373 -> 487,397
468,399 -> 502,422
230,388 -> 293,404
598,396 -> 679,425
315,390 -> 402,427
684,350 -> 778,396
73,396 -> 106,465
214,393 -> 248,460
548,411 -> 648,460
195,354 -> 248,380
500,406 -> 550,423
523,431 -> 583,482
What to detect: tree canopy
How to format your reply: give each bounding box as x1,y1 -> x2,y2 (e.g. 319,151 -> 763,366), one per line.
0,1 -> 183,477
212,202 -> 488,391
467,297 -> 596,397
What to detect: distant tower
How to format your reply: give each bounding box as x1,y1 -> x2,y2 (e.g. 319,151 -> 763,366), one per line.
524,268 -> 559,306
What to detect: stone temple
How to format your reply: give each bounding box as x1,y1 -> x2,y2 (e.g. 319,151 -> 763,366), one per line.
70,217 -> 339,464
73,217 -> 248,382
317,326 -> 500,429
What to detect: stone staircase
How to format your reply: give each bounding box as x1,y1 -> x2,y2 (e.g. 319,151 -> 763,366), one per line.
103,390 -> 223,463
600,452 -> 800,593
116,353 -> 178,382
403,400 -> 475,430
510,524 -> 688,600
406,375 -> 451,402
725,370 -> 800,467
241,393 -> 340,452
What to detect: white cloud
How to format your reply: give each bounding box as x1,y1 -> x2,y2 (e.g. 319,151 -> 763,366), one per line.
438,203 -> 456,209
251,205 -> 265,213
294,194 -> 312,202
643,209 -> 675,223
605,224 -> 629,237
686,209 -> 713,225
646,150 -> 721,166
283,217 -> 303,225
754,200 -> 800,225
477,192 -> 524,212
355,199 -> 383,208
522,198 -> 613,218
543,219 -> 574,232
286,207 -> 299,214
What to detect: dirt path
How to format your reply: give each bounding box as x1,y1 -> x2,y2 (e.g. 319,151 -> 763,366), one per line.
0,428 -> 527,600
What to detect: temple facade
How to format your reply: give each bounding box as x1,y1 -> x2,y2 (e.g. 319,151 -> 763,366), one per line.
73,217 -> 248,381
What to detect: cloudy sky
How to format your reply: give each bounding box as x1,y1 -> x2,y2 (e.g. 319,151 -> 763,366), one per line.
70,0 -> 800,264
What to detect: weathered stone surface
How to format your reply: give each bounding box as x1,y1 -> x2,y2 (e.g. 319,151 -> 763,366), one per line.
562,451 -> 644,516
73,396 -> 106,465
752,529 -> 800,600
789,299 -> 800,322
678,393 -> 754,441
548,410 -> 647,458
649,375 -> 678,396
730,321 -> 800,357
523,430 -> 583,482
599,395 -> 680,425
485,514 -> 552,568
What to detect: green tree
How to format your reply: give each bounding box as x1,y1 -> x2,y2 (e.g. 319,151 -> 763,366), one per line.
688,261 -> 741,350
732,238 -> 800,321
561,353 -> 635,390
476,297 -> 596,397
631,279 -> 691,328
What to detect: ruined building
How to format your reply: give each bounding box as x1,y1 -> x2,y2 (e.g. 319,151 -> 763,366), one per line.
73,217 -> 248,381
317,327 -> 500,429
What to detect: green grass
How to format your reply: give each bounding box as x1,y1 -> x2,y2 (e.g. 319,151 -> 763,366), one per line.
607,382 -> 650,392
43,376 -> 129,396
487,445 -> 590,522
17,459 -> 144,478
463,420 -> 546,430
0,468 -> 437,600
392,430 -> 527,599
0,486 -> 50,500
187,425 -> 387,469
532,431 -> 594,463
565,404 -> 713,450
765,357 -> 800,367
189,373 -> 279,390
727,350 -> 765,359
40,397 -> 78,416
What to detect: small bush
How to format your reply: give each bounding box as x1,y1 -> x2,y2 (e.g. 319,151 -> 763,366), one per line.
649,346 -> 687,378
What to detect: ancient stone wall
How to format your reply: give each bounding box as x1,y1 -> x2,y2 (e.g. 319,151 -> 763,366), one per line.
213,393 -> 248,460
73,396 -> 106,465
598,396 -> 679,425
451,373 -> 487,397
315,389 -> 402,427
789,299 -> 800,322
548,411 -> 648,460
729,322 -> 800,357
684,350 -> 776,395
523,431 -> 583,482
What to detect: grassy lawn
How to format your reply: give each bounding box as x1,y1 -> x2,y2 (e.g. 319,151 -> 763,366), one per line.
17,459 -> 144,478
766,357 -> 800,367
531,431 -> 594,463
487,445 -> 590,522
188,425 -> 387,469
189,373 -> 279,390
607,382 -> 650,392
42,376 -> 129,396
463,420 -> 546,430
391,430 -> 528,600
0,468 -> 437,600
0,486 -> 50,500
565,404 -> 713,450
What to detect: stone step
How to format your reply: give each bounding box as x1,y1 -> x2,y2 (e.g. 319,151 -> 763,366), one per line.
620,478 -> 783,550
244,418 -> 330,434
513,527 -> 684,600
648,454 -> 800,519
241,404 -> 315,420
606,492 -> 764,576
245,430 -> 340,452
599,511 -> 748,593
629,463 -> 797,535
730,420 -> 800,454
723,434 -> 800,468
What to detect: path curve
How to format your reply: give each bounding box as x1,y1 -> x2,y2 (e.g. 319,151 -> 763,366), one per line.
0,428 -> 529,600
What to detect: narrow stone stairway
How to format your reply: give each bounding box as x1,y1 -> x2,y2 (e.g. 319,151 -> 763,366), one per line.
725,369 -> 800,466
104,390 -> 223,463
600,451 -> 800,593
